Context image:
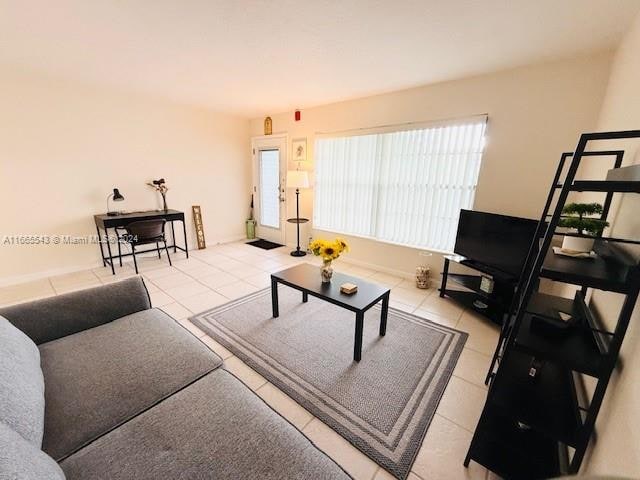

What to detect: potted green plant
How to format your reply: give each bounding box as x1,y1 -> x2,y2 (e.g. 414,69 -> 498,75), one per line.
558,202 -> 609,253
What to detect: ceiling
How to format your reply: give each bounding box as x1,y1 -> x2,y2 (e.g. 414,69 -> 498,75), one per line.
1,0 -> 638,117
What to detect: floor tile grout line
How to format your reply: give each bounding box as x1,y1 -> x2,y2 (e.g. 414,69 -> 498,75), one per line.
410,469 -> 426,480
449,374 -> 488,392
252,378 -> 268,391
432,410 -> 477,435
461,344 -> 494,358
297,411 -> 318,432
46,277 -> 57,296
451,372 -> 488,390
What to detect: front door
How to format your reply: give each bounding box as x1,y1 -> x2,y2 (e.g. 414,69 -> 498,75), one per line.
252,135 -> 287,245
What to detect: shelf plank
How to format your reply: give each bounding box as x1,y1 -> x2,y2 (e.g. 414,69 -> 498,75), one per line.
440,289 -> 504,325
569,180 -> 640,193
525,291 -> 577,319
443,254 -> 517,281
441,273 -> 496,299
515,312 -> 606,378
489,350 -> 583,447
541,245 -> 637,294
552,231 -> 640,246
469,409 -> 564,480
606,164 -> 640,182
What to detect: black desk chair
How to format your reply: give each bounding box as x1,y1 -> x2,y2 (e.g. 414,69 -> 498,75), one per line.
120,219 -> 172,274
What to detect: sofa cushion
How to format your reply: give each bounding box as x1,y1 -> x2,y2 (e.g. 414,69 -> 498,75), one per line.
0,316 -> 45,447
0,276 -> 151,345
60,369 -> 350,480
39,308 -> 222,461
0,421 -> 65,480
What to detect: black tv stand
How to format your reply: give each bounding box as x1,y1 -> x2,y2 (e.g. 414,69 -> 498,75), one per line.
439,254 -> 517,326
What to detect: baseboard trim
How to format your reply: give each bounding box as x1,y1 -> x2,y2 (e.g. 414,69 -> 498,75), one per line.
285,242 -> 414,280
0,262 -> 104,288
207,234 -> 247,247
0,235 -> 256,288
0,236 -> 415,287
341,257 -> 414,280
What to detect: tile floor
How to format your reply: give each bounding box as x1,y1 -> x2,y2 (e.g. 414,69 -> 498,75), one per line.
0,241 -> 501,480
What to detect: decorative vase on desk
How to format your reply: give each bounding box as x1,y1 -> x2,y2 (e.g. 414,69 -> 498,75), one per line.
147,178 -> 169,212
309,237 -> 349,283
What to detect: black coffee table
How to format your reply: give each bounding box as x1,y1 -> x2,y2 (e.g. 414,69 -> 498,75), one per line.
270,263 -> 391,361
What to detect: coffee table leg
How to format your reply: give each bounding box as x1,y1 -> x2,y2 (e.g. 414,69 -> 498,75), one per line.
302,291 -> 308,303
380,292 -> 389,336
354,311 -> 364,362
271,278 -> 279,318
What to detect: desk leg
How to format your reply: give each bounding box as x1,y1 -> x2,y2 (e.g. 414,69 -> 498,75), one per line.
171,221 -> 177,253
104,228 -> 115,275
182,220 -> 189,258
354,311 -> 364,362
271,278 -> 279,318
380,293 -> 389,336
302,291 -> 308,303
96,225 -> 106,267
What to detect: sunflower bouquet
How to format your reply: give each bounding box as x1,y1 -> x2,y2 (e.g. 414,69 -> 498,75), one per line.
309,238 -> 349,262
309,238 -> 349,282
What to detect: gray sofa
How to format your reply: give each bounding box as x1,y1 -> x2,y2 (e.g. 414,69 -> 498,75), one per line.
0,277 -> 350,479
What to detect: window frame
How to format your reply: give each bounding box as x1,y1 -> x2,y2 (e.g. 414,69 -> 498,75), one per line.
312,115 -> 488,253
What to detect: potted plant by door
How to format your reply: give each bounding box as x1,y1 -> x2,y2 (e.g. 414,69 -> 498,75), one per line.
558,203 -> 609,253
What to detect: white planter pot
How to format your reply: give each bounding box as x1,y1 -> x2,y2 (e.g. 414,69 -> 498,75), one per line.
562,235 -> 594,253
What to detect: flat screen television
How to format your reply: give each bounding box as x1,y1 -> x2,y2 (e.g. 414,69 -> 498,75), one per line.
454,209 -> 538,278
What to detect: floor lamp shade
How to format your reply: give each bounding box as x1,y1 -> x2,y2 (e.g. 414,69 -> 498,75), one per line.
287,170 -> 309,189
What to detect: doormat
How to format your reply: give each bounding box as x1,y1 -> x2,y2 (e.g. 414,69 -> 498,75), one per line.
247,239 -> 283,250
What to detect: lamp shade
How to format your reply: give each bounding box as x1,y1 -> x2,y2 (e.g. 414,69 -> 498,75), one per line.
112,188 -> 125,201
286,170 -> 309,189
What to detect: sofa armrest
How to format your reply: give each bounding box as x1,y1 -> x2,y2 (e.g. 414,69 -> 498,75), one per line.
0,277 -> 151,345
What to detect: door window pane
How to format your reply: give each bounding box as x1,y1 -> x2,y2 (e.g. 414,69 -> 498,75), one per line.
259,149 -> 280,228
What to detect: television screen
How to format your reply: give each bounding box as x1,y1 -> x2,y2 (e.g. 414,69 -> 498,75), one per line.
454,209 -> 539,277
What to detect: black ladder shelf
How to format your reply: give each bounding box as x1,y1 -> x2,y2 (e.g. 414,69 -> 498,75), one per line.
464,130 -> 640,479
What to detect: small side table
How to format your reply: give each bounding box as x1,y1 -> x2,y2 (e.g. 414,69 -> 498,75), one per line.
287,217 -> 309,257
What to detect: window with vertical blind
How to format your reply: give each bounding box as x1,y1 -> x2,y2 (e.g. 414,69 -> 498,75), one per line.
313,116 -> 487,251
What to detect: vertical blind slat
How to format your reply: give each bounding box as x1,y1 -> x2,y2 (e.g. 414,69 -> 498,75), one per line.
313,119 -> 487,251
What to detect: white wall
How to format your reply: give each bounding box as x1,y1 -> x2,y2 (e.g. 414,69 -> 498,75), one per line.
249,53 -> 612,277
582,11 -> 640,477
0,66 -> 250,284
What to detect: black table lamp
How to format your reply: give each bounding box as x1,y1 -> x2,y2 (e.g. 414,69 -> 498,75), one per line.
107,188 -> 125,216
286,171 -> 309,257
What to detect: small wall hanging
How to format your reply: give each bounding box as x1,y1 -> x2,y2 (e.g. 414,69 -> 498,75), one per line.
264,117 -> 273,135
292,138 -> 307,162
